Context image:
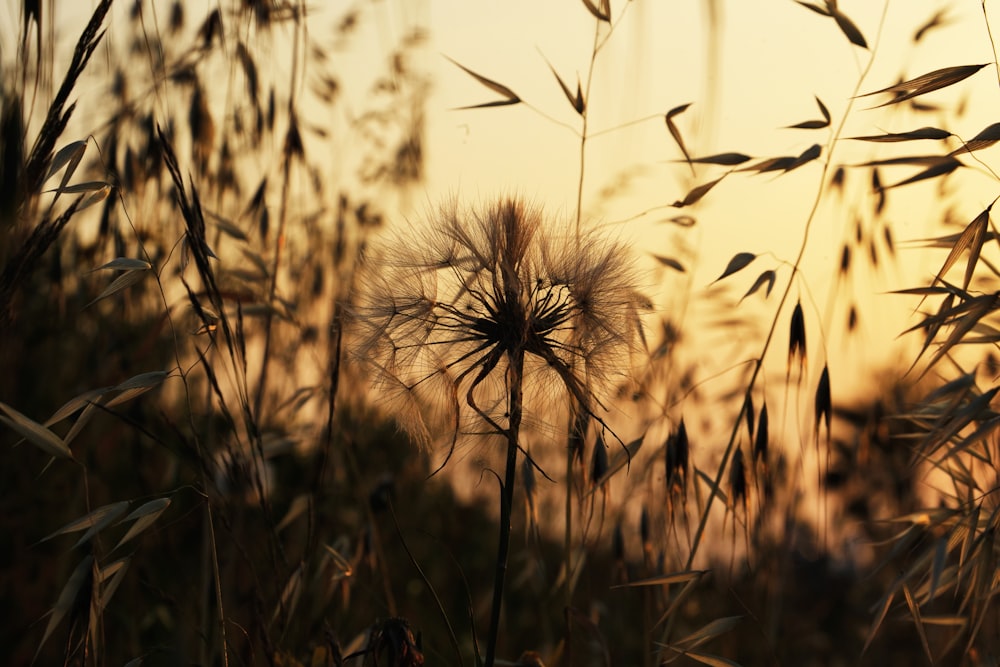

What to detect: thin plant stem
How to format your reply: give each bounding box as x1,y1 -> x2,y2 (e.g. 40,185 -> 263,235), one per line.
485,346 -> 525,667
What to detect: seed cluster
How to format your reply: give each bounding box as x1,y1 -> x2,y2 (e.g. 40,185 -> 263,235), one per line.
352,197 -> 642,458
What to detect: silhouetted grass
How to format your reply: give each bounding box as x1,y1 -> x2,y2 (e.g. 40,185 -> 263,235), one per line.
4,2 -> 1000,666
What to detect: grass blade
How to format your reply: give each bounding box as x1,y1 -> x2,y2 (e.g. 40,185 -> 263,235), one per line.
673,174 -> 726,207
35,556 -> 93,661
581,0 -> 611,22
849,127 -> 951,142
832,6 -> 867,48
666,103 -> 694,172
740,270 -> 776,301
85,269 -> 148,308
114,498 -> 171,551
91,257 -> 151,272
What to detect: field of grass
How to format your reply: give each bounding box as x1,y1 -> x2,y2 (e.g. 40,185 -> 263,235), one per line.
3,1 -> 1000,665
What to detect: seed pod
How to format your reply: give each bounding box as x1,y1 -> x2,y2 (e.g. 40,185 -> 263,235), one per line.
753,404 -> 769,469
840,244 -> 851,275
788,302 -> 807,375
612,520 -> 625,562
729,448 -> 747,514
590,434 -> 609,489
665,419 -> 689,497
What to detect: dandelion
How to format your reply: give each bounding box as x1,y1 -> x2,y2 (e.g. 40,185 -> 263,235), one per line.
352,196 -> 641,667
353,196 -> 639,455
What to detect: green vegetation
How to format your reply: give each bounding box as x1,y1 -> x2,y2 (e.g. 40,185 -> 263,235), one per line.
3,1 -> 1000,665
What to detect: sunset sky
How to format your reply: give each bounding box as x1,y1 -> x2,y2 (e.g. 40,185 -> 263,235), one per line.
414,1 -> 1000,400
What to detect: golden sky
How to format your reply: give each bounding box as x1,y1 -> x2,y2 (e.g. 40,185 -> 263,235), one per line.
416,1 -> 1000,398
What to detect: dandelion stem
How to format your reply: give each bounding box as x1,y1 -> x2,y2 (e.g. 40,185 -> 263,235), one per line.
485,346 -> 524,667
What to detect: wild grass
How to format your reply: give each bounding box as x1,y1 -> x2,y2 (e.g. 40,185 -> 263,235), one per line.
4,1 -> 1000,666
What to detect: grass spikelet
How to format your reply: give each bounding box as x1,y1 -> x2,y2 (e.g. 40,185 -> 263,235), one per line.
788,301 -> 807,380
728,447 -> 747,517
665,419 -> 689,520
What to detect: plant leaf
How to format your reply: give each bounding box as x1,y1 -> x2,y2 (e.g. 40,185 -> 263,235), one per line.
858,64 -> 988,108
815,95 -> 830,123
62,400 -> 102,447
849,127 -> 951,142
113,370 -> 171,394
35,556 -> 93,661
95,557 -> 130,610
882,157 -> 962,189
856,154 -> 957,167
682,152 -> 752,166
44,140 -> 87,192
0,402 -> 73,459
91,257 -> 151,272
741,156 -> 796,173
73,500 -> 130,548
51,179 -> 109,194
789,143 -> 822,170
44,387 -> 112,426
931,200 -> 994,292
832,7 -> 868,48
85,269 -> 148,308
788,119 -> 828,130
445,56 -> 521,109
713,252 -> 756,283
666,103 -> 694,172
38,502 -> 127,543
902,584 -> 933,663
543,56 -> 584,115
787,96 -> 830,129
79,184 -> 114,212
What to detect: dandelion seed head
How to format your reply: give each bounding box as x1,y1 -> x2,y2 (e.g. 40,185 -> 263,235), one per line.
351,195 -> 643,457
